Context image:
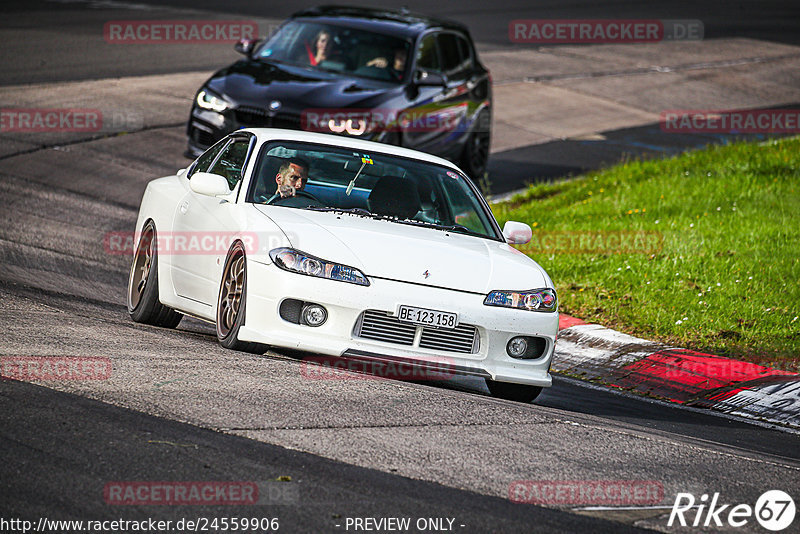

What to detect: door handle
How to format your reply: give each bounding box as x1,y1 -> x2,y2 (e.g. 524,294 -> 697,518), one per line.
179,200 -> 189,214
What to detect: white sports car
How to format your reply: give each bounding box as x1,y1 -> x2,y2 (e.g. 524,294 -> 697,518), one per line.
128,129 -> 558,402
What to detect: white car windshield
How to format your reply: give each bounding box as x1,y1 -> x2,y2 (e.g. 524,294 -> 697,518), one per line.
248,141 -> 502,240
254,20 -> 410,83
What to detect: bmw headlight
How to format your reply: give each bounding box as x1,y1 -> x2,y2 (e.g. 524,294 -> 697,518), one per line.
269,248 -> 369,286
327,117 -> 368,135
484,288 -> 557,312
196,89 -> 231,113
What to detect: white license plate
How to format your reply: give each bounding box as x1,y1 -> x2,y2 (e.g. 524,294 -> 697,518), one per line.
397,305 -> 458,329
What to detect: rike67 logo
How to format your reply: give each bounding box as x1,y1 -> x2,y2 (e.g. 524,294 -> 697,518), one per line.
669,490 -> 795,531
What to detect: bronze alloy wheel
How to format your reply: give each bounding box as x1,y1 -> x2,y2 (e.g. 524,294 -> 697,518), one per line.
127,221 -> 182,328
128,223 -> 155,311
216,243 -> 268,354
217,252 -> 245,339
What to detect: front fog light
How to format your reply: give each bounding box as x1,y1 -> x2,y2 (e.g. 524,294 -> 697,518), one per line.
302,304 -> 328,327
507,337 -> 528,358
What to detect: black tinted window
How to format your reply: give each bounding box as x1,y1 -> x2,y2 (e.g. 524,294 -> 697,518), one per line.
438,33 -> 460,73
456,35 -> 474,71
209,139 -> 251,190
189,139 -> 227,178
416,34 -> 439,71
438,33 -> 472,80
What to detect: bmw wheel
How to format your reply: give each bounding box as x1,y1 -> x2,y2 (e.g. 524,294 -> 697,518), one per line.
460,111 -> 491,181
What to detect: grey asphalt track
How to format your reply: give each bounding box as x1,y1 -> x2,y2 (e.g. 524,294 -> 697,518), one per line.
0,379 -> 652,533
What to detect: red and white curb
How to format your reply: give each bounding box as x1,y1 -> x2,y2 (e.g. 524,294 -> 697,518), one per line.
555,316 -> 800,429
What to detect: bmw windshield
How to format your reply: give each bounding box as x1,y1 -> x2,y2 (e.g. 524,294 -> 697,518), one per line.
247,141 -> 503,241
255,20 -> 411,83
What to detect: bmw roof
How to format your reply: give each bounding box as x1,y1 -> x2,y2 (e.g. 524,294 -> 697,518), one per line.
290,5 -> 470,39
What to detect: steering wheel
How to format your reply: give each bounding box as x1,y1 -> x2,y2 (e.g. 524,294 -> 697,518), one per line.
266,190 -> 324,208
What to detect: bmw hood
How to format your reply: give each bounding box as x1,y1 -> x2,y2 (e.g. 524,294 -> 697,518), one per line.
206,60 -> 396,110
254,206 -> 551,294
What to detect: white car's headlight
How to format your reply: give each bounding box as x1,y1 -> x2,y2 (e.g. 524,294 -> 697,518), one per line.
484,288 -> 557,312
269,248 -> 369,286
196,89 -> 231,113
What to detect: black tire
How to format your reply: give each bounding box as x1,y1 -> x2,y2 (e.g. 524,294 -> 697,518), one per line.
460,112 -> 491,180
216,242 -> 268,354
485,379 -> 543,403
127,221 -> 183,328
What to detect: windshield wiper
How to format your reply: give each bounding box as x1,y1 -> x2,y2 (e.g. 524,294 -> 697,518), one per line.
395,220 -> 479,236
314,65 -> 344,74
254,56 -> 285,67
305,208 -> 481,235
434,224 -> 478,235
307,207 -> 375,217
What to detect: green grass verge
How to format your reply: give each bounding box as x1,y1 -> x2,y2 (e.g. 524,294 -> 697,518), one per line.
491,137 -> 800,365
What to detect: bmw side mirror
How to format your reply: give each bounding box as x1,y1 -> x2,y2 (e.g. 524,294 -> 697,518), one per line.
234,39 -> 261,57
414,69 -> 446,87
502,221 -> 532,245
190,172 -> 231,197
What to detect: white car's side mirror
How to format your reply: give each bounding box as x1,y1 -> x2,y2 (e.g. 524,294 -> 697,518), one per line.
502,221 -> 532,245
190,172 -> 230,197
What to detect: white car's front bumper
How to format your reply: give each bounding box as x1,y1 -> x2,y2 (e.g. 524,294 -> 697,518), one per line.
238,260 -> 558,387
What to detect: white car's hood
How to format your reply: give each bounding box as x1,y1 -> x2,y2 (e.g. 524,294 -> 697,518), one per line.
254,206 -> 550,294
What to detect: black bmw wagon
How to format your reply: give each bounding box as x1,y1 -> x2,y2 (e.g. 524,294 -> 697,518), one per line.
186,6 -> 492,179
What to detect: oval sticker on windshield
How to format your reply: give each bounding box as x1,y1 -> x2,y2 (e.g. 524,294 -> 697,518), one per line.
446,171 -> 459,179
